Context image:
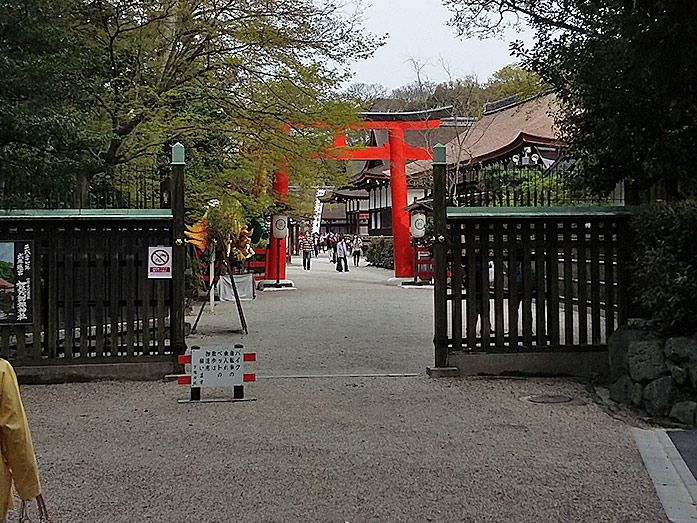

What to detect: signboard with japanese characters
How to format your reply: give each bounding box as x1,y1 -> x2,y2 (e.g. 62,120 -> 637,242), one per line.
191,348 -> 245,387
0,241 -> 33,324
148,246 -> 172,279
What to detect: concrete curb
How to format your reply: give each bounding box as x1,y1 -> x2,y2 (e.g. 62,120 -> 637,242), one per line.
632,428 -> 697,522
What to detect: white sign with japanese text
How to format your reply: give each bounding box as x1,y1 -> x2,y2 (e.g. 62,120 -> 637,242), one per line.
148,246 -> 172,279
191,348 -> 244,387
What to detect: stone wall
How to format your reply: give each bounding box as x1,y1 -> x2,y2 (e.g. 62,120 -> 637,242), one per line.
608,321 -> 697,426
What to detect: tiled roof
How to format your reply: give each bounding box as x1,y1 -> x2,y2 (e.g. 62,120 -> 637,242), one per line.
405,93 -> 564,177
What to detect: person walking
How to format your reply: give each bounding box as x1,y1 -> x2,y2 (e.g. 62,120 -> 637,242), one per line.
336,235 -> 350,272
313,233 -> 320,257
350,234 -> 363,267
300,230 -> 314,271
329,233 -> 338,263
0,359 -> 49,523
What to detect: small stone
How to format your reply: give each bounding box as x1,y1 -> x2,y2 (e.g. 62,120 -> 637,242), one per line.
631,383 -> 644,408
664,337 -> 697,363
643,376 -> 675,417
610,375 -> 634,405
670,401 -> 697,426
667,360 -> 688,386
627,339 -> 667,383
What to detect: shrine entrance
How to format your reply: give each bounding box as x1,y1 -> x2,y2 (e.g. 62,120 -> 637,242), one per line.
264,108 -> 451,281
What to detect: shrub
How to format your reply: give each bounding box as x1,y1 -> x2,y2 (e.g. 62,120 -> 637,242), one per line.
630,200 -> 697,334
364,237 -> 394,269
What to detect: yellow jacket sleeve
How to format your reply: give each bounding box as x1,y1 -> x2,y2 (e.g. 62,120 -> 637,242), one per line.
0,361 -> 41,500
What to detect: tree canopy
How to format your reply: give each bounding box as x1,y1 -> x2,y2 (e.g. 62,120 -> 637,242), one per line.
349,65 -> 545,117
444,0 -> 697,197
0,0 -> 381,218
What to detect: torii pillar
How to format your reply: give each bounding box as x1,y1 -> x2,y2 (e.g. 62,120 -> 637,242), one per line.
265,163 -> 288,282
334,110 -> 448,278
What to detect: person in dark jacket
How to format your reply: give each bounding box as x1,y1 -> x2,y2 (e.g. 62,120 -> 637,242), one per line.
300,230 -> 314,271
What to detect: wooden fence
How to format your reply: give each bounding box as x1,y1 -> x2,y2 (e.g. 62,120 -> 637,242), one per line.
0,210 -> 175,365
444,207 -> 631,352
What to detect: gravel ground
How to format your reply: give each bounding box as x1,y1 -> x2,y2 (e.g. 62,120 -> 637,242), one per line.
15,256 -> 667,522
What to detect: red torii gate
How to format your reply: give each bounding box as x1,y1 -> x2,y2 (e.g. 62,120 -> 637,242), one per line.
266,107 -> 450,281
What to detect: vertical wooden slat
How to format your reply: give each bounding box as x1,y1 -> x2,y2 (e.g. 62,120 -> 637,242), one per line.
493,221 -> 505,347
32,235 -> 43,361
156,279 -> 166,354
577,220 -> 588,345
451,222 -> 463,351
547,220 -> 560,347
522,221 -> 533,347
466,223 -> 477,348
78,229 -> 90,358
94,227 -> 105,357
125,227 -> 136,356
110,228 -> 120,355
480,222 -> 491,350
590,220 -> 602,344
563,221 -> 575,346
507,222 -> 519,347
64,228 -> 74,360
534,220 -> 547,346
616,218 -> 629,326
605,221 -> 617,342
46,234 -> 58,358
140,228 -> 151,356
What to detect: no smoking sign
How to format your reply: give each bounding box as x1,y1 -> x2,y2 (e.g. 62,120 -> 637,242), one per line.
148,246 -> 173,279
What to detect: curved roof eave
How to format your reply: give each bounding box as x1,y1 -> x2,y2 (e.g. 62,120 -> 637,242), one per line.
454,132 -> 566,168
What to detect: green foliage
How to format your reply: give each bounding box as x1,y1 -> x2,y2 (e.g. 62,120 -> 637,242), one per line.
630,201 -> 697,334
476,165 -> 581,206
1,0 -> 380,215
445,0 -> 697,197
364,237 -> 394,270
0,261 -> 13,283
485,65 -> 547,103
0,0 -> 102,206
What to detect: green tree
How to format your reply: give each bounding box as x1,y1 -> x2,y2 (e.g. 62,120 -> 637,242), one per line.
1,0 -> 381,216
484,65 -> 546,102
444,0 -> 697,197
0,0 -> 102,207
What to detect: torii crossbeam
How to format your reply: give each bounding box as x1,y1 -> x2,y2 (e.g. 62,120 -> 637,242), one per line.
266,107 -> 451,281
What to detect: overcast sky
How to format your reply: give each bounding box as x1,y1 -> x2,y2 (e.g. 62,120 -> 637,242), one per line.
345,0 -> 531,91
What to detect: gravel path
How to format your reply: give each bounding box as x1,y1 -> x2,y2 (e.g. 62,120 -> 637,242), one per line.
15,255 -> 667,522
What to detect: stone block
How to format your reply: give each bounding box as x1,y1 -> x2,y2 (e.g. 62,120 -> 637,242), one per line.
608,325 -> 661,380
669,401 -> 697,426
643,376 -> 675,417
631,383 -> 644,408
609,375 -> 634,404
627,339 -> 667,383
664,336 -> 697,363
688,360 -> 697,390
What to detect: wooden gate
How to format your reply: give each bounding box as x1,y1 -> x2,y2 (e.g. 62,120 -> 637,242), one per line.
442,207 -> 631,353
0,211 -> 175,367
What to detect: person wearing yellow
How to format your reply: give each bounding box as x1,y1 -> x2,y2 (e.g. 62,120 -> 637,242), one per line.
0,359 -> 44,522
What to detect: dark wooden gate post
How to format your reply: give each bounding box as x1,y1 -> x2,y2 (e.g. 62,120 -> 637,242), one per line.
171,143 -> 187,362
432,144 -> 449,368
